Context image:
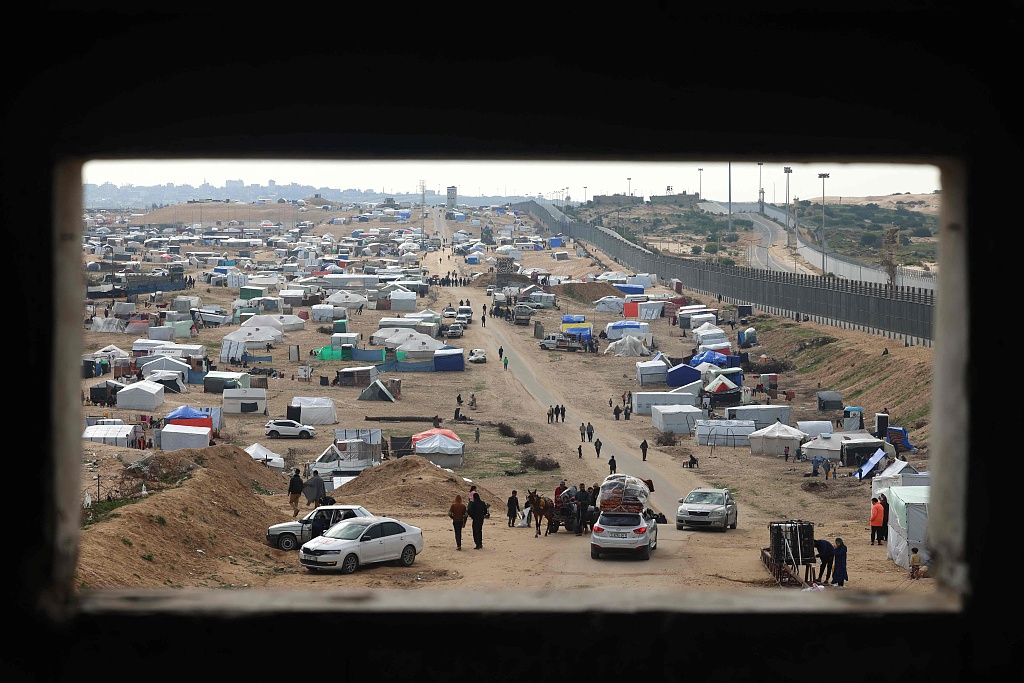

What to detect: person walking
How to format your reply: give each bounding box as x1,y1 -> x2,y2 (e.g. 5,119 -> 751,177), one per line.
503,356 -> 508,371
578,444 -> 583,459
580,422 -> 586,442
506,490 -> 521,528
784,445 -> 790,462
574,483 -> 590,535
870,497 -> 885,545
613,404 -> 622,420
467,491 -> 487,549
474,426 -> 480,443
559,405 -> 566,423
547,405 -> 554,424
822,456 -> 831,478
303,470 -> 326,509
287,468 -> 304,517
879,493 -> 890,542
594,438 -> 602,458
832,538 -> 849,587
608,455 -> 617,475
640,439 -> 648,461
814,537 -> 835,584
448,494 -> 468,550
586,422 -> 594,442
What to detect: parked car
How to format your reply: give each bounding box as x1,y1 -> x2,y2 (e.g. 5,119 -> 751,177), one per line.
266,504 -> 374,551
299,515 -> 424,573
454,314 -> 470,327
590,509 -> 658,560
445,323 -> 464,338
676,487 -> 738,532
442,306 -> 457,318
468,348 -> 487,363
485,285 -> 495,296
264,419 -> 316,439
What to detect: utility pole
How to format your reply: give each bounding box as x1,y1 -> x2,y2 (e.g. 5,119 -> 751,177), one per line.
818,173 -> 830,275
784,167 -> 792,248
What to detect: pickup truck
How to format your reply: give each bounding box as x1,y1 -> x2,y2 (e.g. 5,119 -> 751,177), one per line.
539,333 -> 585,351
513,304 -> 534,326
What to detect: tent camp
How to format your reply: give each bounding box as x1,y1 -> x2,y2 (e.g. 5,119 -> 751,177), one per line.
395,336 -> 446,359
632,383 -> 701,415
433,348 -> 465,372
816,391 -> 844,410
871,460 -> 929,495
881,485 -> 931,570
413,432 -> 465,468
796,420 -> 834,439
147,370 -> 188,394
222,387 -> 268,415
605,320 -> 650,340
652,405 -> 704,434
115,380 -> 165,410
800,430 -> 896,467
139,355 -> 190,384
695,419 -> 757,446
245,443 -> 285,470
604,336 -> 650,356
203,371 -> 251,393
241,313 -> 306,332
288,397 -> 338,425
159,423 -> 211,451
665,363 -> 701,387
636,354 -> 671,385
747,422 -> 808,456
358,380 -> 396,402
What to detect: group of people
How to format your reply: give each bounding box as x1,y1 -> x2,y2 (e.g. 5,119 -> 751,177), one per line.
547,404 -> 566,423
812,537 -> 849,587
447,485 -> 489,550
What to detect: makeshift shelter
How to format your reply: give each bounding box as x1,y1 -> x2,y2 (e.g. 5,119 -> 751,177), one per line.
159,423 -> 211,451
222,387 -> 268,415
139,355 -> 190,384
370,327 -> 408,345
414,433 -> 466,467
797,420 -> 835,439
593,296 -> 625,313
165,405 -> 216,434
115,380 -> 165,410
82,423 -> 144,447
325,290 -> 368,309
882,485 -> 931,570
605,320 -> 650,340
689,350 -> 728,367
395,336 -> 445,360
244,443 -> 285,470
89,379 -> 125,404
288,397 -> 338,424
872,460 -> 928,496
604,336 -> 650,356
652,405 -> 704,434
357,380 -> 396,402
816,391 -> 844,410
636,355 -> 670,385
148,370 -> 188,394
433,348 -> 465,372
385,330 -> 434,351
725,404 -> 791,430
335,366 -> 379,387
411,427 -> 461,444
666,363 -> 701,387
203,371 -> 250,393
695,419 -> 757,446
632,383 -> 701,415
241,313 -> 305,332
747,422 -> 808,456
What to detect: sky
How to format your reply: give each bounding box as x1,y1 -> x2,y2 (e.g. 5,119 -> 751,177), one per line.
82,159 -> 942,204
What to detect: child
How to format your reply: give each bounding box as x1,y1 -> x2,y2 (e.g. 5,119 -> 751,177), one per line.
909,547 -> 921,579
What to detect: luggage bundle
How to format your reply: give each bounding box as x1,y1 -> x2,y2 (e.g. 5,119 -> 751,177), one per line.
597,474 -> 651,512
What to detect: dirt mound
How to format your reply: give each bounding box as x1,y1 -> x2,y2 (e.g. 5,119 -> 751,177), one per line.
339,455 -> 501,513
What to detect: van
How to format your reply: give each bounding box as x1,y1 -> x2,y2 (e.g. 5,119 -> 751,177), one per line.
457,305 -> 474,323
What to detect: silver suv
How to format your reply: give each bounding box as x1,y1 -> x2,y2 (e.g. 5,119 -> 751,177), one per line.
676,487 -> 738,532
590,509 -> 658,560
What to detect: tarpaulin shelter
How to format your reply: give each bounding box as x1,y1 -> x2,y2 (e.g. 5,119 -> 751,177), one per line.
115,380 -> 165,410
652,405 -> 704,434
411,427 -> 461,444
165,404 -> 215,433
433,348 -> 465,371
881,485 -> 930,569
358,380 -> 396,402
288,397 -> 338,424
747,421 -> 808,456
159,423 -> 211,451
244,443 -> 285,470
689,350 -> 728,367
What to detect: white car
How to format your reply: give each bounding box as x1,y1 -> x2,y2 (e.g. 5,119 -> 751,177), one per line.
676,487 -> 738,532
266,505 -> 374,551
264,419 -> 316,439
444,323 -> 464,338
299,516 -> 424,573
442,306 -> 457,318
590,509 -> 658,560
468,348 -> 487,363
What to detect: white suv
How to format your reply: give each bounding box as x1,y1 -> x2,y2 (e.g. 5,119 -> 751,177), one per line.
264,419 -> 316,439
590,509 -> 658,560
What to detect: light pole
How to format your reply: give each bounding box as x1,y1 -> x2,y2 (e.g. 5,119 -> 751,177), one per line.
583,186 -> 587,204
818,172 -> 830,274
728,162 -> 732,234
784,167 -> 792,247
627,177 -> 631,198
758,162 -> 763,213
698,168 -> 703,200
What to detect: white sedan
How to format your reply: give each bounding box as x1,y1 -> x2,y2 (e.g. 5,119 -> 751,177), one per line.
299,516 -> 424,574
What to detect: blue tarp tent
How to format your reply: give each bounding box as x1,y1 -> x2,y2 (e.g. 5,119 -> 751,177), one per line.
613,283 -> 645,295
853,448 -> 888,480
433,348 -> 465,372
887,426 -> 918,452
562,315 -> 585,324
666,363 -> 702,387
562,325 -> 592,340
690,350 -> 728,366
466,254 -> 480,264
165,405 -> 208,420
550,237 -> 563,247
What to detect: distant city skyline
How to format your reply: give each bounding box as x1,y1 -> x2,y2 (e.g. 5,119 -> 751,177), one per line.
83,159 -> 942,204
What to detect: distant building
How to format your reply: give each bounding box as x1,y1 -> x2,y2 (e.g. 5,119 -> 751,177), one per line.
649,191 -> 699,205
446,186 -> 458,208
592,194 -> 643,207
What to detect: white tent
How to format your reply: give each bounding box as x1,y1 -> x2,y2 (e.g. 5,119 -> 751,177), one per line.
604,336 -> 651,356
139,355 -> 190,383
389,290 -> 418,311
148,370 -> 188,393
883,485 -> 930,569
222,326 -> 283,346
725,404 -> 793,430
241,313 -> 305,332
747,422 -> 808,456
414,433 -> 465,468
652,405 -> 704,434
82,423 -> 144,447
633,383 -> 701,415
396,337 -> 446,359
370,327 -> 408,345
223,387 -> 268,415
871,460 -> 929,495
797,421 -> 835,439
310,303 -> 338,322
160,423 -> 211,451
325,290 -> 368,308
115,380 -> 165,410
290,396 -> 338,424
384,330 -> 434,350
695,419 -> 756,446
244,443 -> 285,470
636,355 -> 670,385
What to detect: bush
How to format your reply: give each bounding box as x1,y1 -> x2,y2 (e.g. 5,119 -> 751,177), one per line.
520,452 -> 560,471
496,422 -> 516,437
514,433 -> 534,445
655,433 -> 678,447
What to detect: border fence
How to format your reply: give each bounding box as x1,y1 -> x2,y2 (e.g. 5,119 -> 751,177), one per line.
516,200 -> 933,347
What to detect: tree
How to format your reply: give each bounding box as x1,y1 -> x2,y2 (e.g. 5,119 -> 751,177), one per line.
690,245 -> 703,255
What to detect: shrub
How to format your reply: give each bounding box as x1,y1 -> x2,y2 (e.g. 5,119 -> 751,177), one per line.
520,452 -> 559,471
655,433 -> 678,447
496,422 -> 517,437
513,433 -> 534,445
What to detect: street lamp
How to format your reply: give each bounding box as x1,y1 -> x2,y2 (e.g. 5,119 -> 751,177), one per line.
758,162 -> 763,213
627,177 -> 631,198
818,172 -> 830,274
583,186 -> 587,204
698,168 -> 703,200
784,167 -> 792,248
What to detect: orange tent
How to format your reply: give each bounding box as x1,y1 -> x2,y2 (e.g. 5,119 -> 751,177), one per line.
411,427 -> 461,444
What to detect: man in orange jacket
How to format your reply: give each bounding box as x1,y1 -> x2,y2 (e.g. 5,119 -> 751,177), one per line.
870,497 -> 885,545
